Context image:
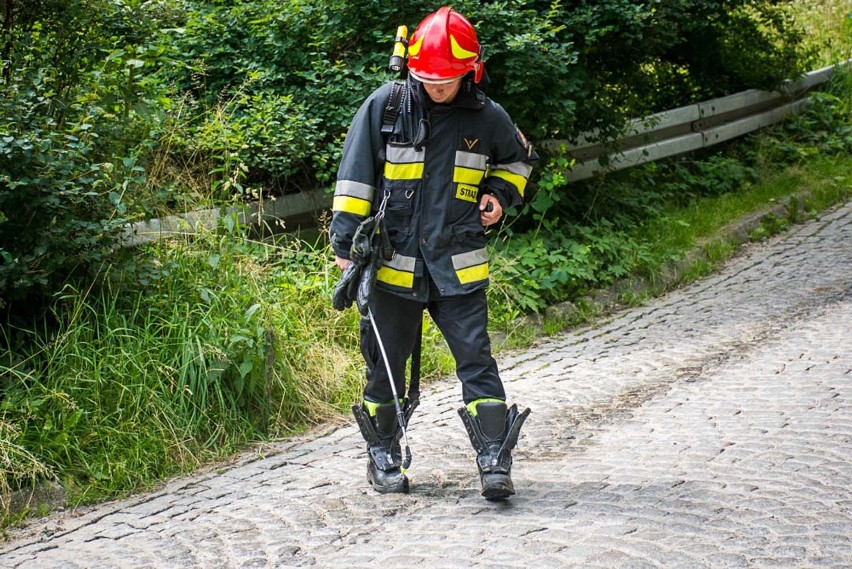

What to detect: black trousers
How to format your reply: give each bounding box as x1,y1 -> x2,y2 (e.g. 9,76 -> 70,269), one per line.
360,285 -> 505,404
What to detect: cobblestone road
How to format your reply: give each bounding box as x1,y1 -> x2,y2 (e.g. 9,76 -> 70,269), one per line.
2,201 -> 850,568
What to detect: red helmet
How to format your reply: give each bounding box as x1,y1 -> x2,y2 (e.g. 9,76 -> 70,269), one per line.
407,7 -> 484,84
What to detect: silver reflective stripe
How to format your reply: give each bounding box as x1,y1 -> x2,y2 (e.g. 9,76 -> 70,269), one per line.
334,180 -> 375,200
452,248 -> 488,270
491,160 -> 533,178
455,151 -> 488,171
386,146 -> 425,164
384,253 -> 417,272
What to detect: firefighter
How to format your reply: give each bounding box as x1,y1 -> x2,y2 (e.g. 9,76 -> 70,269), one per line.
330,6 -> 536,500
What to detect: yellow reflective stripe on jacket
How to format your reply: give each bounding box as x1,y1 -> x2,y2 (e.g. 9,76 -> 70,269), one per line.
488,161 -> 533,196
385,146 -> 425,181
333,195 -> 371,216
385,161 -> 424,180
333,180 -> 375,216
454,151 -> 487,185
377,254 -> 417,289
454,167 -> 485,186
452,248 -> 489,285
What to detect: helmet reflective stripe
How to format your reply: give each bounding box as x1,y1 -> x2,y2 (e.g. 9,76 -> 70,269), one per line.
407,37 -> 423,57
450,35 -> 478,60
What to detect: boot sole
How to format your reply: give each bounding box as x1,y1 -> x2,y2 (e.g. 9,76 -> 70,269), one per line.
481,473 -> 514,500
368,473 -> 410,494
482,486 -> 514,500
371,482 -> 410,494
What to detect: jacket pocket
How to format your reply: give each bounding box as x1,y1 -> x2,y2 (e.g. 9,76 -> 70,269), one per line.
445,182 -> 482,227
451,221 -> 486,248
381,178 -> 418,247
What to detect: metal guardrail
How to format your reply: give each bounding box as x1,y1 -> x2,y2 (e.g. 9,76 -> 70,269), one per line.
124,62 -> 847,246
542,63 -> 840,182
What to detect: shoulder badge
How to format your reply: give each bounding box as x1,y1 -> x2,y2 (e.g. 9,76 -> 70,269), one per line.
515,126 -> 533,158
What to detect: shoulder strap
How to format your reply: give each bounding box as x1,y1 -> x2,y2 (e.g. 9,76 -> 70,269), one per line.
377,81 -> 421,403
381,81 -> 405,136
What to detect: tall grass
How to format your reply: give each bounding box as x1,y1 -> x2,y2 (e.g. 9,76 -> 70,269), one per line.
789,0 -> 852,65
2,225 -> 341,505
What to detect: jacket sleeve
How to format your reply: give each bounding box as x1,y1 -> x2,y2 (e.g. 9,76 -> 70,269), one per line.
329,83 -> 392,259
481,101 -> 538,210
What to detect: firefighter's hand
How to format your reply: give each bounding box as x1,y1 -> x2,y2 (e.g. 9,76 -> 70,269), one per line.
335,256 -> 351,271
479,195 -> 502,226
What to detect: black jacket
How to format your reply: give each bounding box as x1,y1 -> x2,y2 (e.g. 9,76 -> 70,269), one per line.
330,78 -> 537,300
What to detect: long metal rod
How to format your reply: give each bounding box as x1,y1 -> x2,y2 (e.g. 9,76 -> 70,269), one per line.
367,307 -> 413,471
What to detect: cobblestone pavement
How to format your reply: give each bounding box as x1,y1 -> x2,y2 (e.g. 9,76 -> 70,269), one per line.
2,201 -> 850,568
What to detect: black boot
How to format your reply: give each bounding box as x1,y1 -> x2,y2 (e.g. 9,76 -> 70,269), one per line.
458,400 -> 530,500
352,400 -> 416,494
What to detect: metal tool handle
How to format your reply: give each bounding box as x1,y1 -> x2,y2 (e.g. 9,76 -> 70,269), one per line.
367,307 -> 413,471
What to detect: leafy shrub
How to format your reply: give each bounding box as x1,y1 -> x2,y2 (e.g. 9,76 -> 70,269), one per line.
141,0 -> 813,198
763,70 -> 852,162
0,0 -> 170,306
0,79 -> 131,305
548,0 -> 810,126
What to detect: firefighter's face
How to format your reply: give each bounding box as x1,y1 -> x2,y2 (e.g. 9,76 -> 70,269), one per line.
422,76 -> 464,104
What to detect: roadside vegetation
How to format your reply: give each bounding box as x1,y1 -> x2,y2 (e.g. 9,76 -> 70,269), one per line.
1,0 -> 850,524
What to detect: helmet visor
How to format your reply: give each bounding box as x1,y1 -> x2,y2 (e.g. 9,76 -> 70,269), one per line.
409,70 -> 465,85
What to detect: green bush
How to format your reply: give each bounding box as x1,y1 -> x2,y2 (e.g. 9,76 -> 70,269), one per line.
1,0 -> 816,305
0,79 -> 130,305
0,0 -> 170,306
148,0 -> 812,194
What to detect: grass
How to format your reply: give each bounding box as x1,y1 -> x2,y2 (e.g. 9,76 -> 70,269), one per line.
789,0 -> 852,65
640,152 -> 851,264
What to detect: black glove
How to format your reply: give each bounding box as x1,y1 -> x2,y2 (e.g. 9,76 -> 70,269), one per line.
356,247 -> 384,316
333,215 -> 393,313
332,260 -> 363,311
